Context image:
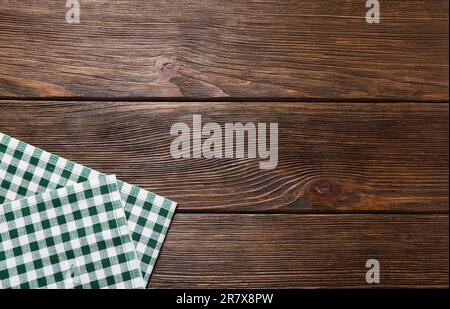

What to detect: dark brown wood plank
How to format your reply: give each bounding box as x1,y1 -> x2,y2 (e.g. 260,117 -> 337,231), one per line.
149,214 -> 449,288
0,101 -> 448,213
0,0 -> 448,99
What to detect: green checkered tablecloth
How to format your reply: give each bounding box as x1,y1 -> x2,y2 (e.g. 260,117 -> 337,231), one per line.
0,175 -> 145,289
0,133 -> 177,284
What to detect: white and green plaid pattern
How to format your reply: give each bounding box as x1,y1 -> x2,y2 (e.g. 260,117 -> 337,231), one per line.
0,175 -> 145,289
0,133 -> 177,283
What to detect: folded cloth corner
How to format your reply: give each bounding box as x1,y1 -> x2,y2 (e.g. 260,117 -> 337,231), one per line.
0,133 -> 177,284
0,174 -> 145,289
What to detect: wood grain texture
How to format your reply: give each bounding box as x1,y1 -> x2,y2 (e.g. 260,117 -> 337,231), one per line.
0,101 -> 447,213
0,0 -> 448,99
149,214 -> 449,288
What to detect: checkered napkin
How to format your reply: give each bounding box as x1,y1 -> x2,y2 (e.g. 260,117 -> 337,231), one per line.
0,175 -> 145,289
0,133 -> 177,283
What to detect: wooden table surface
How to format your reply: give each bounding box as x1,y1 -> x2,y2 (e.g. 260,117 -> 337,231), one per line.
0,0 -> 448,288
